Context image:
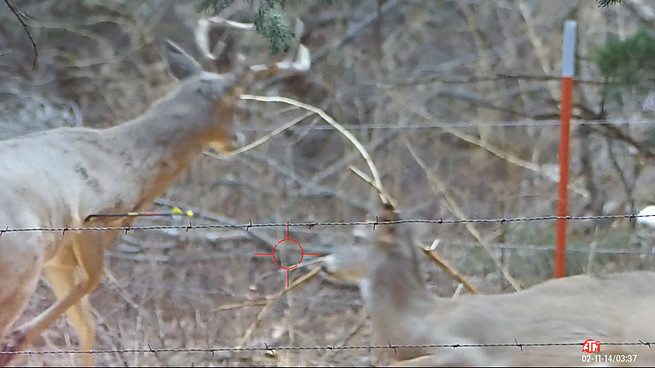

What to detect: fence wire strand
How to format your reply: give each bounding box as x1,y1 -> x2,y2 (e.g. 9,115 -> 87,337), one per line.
2,213 -> 655,235
241,119 -> 655,132
2,341 -> 654,356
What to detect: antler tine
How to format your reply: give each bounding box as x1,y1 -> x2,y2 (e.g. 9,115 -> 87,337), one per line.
195,16 -> 256,60
248,44 -> 311,73
283,18 -> 304,62
249,17 -> 310,74
281,18 -> 310,72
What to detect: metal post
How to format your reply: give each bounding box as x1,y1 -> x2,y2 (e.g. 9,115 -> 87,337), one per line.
555,20 -> 576,278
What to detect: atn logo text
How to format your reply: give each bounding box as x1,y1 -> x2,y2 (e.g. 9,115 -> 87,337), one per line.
582,339 -> 600,354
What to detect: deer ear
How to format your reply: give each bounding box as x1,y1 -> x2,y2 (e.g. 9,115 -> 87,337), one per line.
161,39 -> 202,80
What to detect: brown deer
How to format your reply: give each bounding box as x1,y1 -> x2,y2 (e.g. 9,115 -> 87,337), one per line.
0,17 -> 310,366
322,204 -> 655,366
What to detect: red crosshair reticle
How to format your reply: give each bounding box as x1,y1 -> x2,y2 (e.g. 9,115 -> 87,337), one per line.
255,221 -> 320,288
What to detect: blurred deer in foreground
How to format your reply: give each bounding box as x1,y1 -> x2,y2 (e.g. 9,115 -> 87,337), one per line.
322,204 -> 655,366
0,17 -> 310,366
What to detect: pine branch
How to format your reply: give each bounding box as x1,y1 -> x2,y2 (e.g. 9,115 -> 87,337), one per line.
195,0 -> 301,54
253,2 -> 293,53
596,30 -> 655,88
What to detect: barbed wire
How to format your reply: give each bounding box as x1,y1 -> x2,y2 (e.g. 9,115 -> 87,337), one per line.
2,340 -> 654,357
2,213 -> 655,235
240,119 -> 655,132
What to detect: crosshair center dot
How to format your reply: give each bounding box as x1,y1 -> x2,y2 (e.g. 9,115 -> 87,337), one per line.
272,239 -> 303,269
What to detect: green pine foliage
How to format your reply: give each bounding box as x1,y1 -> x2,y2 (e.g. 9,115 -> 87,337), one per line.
596,30 -> 655,90
597,0 -> 623,7
596,31 -> 655,147
196,0 -> 296,53
253,1 -> 294,54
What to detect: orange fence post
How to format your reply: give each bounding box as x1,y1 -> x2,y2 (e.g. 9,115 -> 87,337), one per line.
555,20 -> 577,278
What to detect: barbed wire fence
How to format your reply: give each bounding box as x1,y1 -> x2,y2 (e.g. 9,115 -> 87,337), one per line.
3,213 -> 655,235
2,340 -> 654,358
6,213 -> 655,359
6,170 -> 655,362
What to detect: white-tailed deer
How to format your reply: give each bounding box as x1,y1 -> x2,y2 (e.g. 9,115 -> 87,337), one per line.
0,17 -> 310,366
322,204 -> 655,366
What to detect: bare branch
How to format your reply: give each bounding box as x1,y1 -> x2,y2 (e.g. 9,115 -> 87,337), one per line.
205,111 -> 313,160
403,137 -> 523,291
421,242 -> 481,295
240,94 -> 390,206
3,0 -> 37,69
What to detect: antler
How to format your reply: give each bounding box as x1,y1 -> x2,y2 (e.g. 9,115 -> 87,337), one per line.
195,15 -> 310,75
195,17 -> 255,61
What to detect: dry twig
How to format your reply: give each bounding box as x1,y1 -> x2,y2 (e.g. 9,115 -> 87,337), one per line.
421,241 -> 481,295
403,137 -> 522,291
237,267 -> 321,347
3,0 -> 37,69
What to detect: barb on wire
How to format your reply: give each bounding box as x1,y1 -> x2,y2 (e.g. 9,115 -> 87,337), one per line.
2,213 -> 655,234
2,340 -> 655,356
388,341 -> 397,355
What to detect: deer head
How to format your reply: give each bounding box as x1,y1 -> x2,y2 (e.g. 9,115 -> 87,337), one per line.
157,16 -> 311,154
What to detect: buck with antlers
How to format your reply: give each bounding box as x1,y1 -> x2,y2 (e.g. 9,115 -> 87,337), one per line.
322,204 -> 655,366
0,17 -> 310,366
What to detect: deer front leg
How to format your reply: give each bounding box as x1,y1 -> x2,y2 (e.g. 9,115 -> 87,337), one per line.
43,245 -> 97,366
1,235 -> 104,366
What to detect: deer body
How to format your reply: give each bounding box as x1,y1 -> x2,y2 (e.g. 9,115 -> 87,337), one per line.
323,206 -> 655,366
0,19 -> 310,362
0,40 -> 241,366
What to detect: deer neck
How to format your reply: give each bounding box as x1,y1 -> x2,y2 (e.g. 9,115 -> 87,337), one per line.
366,247 -> 435,315
106,92 -> 218,207
363,245 -> 439,349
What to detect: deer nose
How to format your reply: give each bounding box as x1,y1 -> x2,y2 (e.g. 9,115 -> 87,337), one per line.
221,132 -> 244,152
320,255 -> 336,275
232,132 -> 245,148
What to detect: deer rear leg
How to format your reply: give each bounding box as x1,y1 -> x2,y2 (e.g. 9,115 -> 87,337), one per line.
43,246 -> 96,366
0,238 -> 45,367
1,236 -> 104,366
0,280 -> 42,367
